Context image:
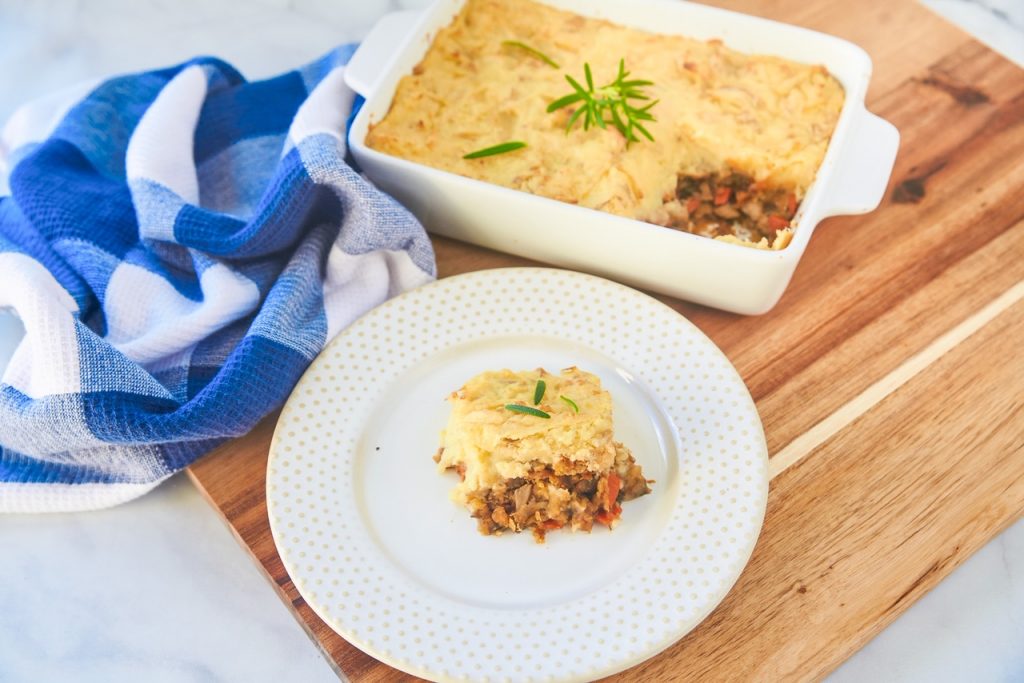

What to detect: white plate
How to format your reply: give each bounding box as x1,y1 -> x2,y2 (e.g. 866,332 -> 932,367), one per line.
266,268 -> 768,682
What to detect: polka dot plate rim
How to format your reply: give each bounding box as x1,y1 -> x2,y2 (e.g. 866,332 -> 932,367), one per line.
266,267 -> 768,682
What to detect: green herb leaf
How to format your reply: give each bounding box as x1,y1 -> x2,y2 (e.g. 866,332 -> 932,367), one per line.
548,60 -> 658,146
621,79 -> 655,88
547,92 -> 584,113
609,103 -> 628,139
463,141 -> 528,159
501,40 -> 560,69
505,404 -> 551,418
565,74 -> 588,97
634,120 -> 654,141
559,395 -> 580,413
533,379 -> 546,405
564,105 -> 587,133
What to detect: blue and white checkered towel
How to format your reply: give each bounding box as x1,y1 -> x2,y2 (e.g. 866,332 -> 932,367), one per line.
0,47 -> 436,512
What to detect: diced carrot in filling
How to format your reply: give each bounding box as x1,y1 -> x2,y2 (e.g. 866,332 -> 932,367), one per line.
606,472 -> 622,509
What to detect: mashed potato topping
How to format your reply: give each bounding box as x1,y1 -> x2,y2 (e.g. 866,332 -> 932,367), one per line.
366,0 -> 845,249
438,367 -> 615,501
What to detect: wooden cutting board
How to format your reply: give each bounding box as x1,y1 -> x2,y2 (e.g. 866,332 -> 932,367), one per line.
188,0 -> 1024,679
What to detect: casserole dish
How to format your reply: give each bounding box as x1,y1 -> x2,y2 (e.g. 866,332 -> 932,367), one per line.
344,0 -> 900,314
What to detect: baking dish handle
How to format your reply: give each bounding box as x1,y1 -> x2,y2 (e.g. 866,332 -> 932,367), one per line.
821,107 -> 900,217
345,10 -> 423,98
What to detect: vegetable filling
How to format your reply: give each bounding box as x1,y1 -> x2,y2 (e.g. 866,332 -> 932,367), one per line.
661,170 -> 800,247
437,449 -> 652,543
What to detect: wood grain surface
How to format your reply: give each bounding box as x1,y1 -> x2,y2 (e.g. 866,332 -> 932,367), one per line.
187,0 -> 1024,680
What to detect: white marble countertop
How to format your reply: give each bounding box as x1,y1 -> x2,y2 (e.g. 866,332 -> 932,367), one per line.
1,1 -> 1022,681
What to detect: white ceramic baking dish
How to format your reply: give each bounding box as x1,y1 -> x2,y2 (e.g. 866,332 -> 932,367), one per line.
344,0 -> 899,314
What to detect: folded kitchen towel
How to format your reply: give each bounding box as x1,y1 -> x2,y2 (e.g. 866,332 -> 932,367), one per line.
0,47 -> 436,512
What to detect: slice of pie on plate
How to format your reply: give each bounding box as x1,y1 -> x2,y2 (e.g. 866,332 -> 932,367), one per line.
435,367 -> 651,542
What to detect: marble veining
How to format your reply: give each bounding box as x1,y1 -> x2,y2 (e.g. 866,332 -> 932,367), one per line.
0,0 -> 1022,681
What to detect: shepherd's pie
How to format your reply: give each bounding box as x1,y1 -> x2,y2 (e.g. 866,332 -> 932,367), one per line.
435,367 -> 651,542
366,0 -> 845,249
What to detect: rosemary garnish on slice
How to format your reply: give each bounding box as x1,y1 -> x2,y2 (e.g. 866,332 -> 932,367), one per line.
547,59 -> 658,145
505,404 -> 551,418
533,379 -> 547,405
463,141 -> 528,159
559,395 -> 579,413
502,40 -> 560,69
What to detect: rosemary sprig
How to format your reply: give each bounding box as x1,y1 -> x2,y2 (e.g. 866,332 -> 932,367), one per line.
546,59 -> 658,145
502,40 -> 559,69
505,404 -> 551,418
559,395 -> 579,413
463,141 -> 528,159
533,379 -> 546,405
